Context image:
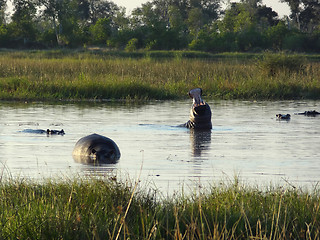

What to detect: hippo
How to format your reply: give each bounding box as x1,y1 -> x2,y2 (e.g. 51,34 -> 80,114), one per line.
22,129 -> 65,135
276,114 -> 291,120
295,110 -> 320,116
72,133 -> 120,164
184,88 -> 212,130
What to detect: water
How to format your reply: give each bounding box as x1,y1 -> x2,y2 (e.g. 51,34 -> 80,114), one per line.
0,100 -> 320,193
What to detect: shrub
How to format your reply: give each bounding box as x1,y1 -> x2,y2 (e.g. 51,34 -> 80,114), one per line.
256,52 -> 306,75
125,38 -> 139,52
283,32 -> 308,52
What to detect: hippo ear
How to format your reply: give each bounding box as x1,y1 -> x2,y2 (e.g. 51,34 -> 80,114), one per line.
200,88 -> 203,96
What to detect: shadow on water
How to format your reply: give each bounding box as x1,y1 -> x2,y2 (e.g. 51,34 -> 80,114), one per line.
189,129 -> 212,157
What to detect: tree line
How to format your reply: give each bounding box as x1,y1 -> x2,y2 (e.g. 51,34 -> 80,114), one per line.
0,0 -> 319,52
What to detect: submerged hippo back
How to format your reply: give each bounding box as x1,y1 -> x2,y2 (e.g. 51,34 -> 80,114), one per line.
72,133 -> 120,164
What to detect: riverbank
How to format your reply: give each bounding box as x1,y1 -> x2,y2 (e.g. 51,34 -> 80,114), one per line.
0,50 -> 320,101
0,177 -> 319,239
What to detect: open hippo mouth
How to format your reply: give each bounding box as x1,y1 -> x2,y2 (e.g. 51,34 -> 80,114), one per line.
189,88 -> 205,106
185,88 -> 212,130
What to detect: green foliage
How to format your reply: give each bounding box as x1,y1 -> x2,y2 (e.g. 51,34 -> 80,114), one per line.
210,32 -> 238,52
125,38 -> 138,52
236,27 -> 263,51
0,0 -> 319,52
283,31 -> 309,52
264,21 -> 289,50
256,52 -> 306,76
0,24 -> 8,45
1,178 -> 320,239
89,18 -> 111,45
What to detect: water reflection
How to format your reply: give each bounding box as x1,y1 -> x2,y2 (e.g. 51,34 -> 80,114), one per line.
189,129 -> 211,157
73,155 -> 119,165
1,100 -> 320,193
79,164 -> 117,177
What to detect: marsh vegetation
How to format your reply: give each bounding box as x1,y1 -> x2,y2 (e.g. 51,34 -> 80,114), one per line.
0,178 -> 319,239
0,50 -> 320,101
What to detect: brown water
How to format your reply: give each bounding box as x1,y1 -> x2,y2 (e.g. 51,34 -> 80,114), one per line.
0,100 -> 320,193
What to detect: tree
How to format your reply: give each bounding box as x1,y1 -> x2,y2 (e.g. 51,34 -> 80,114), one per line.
168,5 -> 185,31
187,7 -> 203,38
38,0 -> 123,47
219,2 -> 254,33
129,0 -> 221,49
256,5 -> 279,28
264,21 -> 288,50
39,0 -> 65,45
9,0 -> 38,44
220,1 -> 279,32
88,0 -> 120,24
282,0 -> 320,32
130,2 -> 169,49
0,0 -> 6,25
89,17 -> 111,44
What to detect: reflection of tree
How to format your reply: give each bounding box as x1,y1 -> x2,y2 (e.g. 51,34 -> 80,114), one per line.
190,129 -> 211,157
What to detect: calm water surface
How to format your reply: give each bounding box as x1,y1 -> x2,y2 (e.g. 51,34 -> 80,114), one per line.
0,100 -> 320,193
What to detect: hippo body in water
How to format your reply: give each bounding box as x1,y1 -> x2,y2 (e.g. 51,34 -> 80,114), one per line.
22,129 -> 65,135
184,88 -> 212,130
295,110 -> 320,116
72,133 -> 120,164
276,114 -> 291,120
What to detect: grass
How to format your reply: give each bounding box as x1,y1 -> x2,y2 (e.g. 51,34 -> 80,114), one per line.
0,177 -> 319,239
0,50 -> 320,101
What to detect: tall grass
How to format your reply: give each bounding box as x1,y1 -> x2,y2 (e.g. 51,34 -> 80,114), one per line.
0,177 -> 320,239
0,50 -> 320,101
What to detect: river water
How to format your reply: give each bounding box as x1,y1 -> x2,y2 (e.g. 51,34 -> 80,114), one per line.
0,100 -> 320,194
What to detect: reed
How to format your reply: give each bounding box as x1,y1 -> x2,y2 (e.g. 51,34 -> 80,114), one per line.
0,50 -> 320,101
0,177 -> 319,239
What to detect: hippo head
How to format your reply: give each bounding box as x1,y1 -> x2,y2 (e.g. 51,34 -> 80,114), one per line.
188,88 -> 204,106
184,88 -> 212,130
72,134 -> 121,165
89,147 -> 118,163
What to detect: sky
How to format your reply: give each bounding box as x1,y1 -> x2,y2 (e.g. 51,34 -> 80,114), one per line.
6,0 -> 291,18
114,0 -> 291,17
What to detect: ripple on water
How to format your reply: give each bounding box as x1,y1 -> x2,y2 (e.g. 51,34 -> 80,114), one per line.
0,100 -> 320,193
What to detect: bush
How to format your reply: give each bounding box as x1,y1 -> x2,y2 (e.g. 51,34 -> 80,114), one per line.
283,32 -> 308,52
125,38 -> 138,52
257,52 -> 306,75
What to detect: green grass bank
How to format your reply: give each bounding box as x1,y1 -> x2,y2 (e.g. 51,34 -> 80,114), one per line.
0,178 -> 319,239
0,50 -> 320,101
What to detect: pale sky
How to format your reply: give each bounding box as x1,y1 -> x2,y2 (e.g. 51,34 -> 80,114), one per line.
6,0 -> 291,18
114,0 -> 291,17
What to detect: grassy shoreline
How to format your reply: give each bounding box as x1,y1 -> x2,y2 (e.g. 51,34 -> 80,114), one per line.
1,177 -> 319,239
0,50 -> 320,101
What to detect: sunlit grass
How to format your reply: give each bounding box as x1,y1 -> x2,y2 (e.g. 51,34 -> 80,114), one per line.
0,50 -> 320,101
0,177 -> 319,239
